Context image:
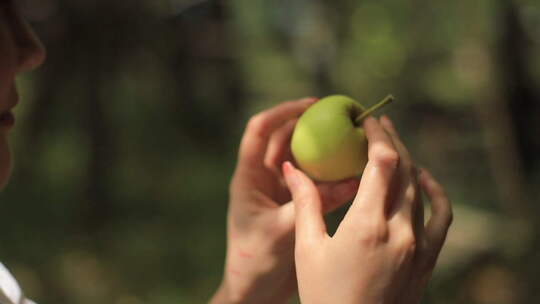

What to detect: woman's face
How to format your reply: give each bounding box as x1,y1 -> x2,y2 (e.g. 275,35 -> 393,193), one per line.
0,1 -> 45,188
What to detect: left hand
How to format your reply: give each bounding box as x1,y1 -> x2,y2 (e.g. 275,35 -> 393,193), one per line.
210,97 -> 359,304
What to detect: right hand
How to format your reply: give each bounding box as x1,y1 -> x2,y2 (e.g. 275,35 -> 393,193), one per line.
283,116 -> 452,304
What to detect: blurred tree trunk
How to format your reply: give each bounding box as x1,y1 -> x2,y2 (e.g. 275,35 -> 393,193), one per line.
498,2 -> 540,179
475,0 -> 540,302
168,0 -> 246,147
474,0 -> 538,218
492,1 -> 539,218
495,1 -> 540,303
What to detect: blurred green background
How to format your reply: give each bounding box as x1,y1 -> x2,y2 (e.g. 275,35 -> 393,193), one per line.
1,0 -> 539,303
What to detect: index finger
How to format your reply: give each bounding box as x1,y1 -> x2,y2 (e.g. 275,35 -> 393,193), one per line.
237,98 -> 317,171
342,117 -> 400,224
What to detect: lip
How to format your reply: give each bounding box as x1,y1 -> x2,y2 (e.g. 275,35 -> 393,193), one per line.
0,88 -> 19,130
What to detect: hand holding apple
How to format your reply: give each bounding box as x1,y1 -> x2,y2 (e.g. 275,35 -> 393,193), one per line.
210,97 -> 360,304
283,116 -> 453,304
291,94 -> 394,181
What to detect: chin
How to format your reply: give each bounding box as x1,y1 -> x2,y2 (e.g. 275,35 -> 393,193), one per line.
0,135 -> 12,190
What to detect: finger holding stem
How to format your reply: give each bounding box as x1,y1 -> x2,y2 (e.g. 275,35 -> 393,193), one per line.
355,95 -> 394,124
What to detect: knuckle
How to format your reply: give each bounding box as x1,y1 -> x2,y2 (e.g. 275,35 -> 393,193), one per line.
399,230 -> 417,253
247,113 -> 266,133
358,220 -> 389,245
263,155 -> 275,170
390,227 -> 416,258
370,144 -> 400,169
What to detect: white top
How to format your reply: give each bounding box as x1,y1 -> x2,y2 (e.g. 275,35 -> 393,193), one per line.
0,263 -> 35,304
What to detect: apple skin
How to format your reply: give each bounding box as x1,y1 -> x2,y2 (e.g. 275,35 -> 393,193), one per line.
291,95 -> 368,182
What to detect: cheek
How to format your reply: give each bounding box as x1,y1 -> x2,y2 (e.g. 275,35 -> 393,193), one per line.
0,134 -> 12,189
0,58 -> 17,96
0,28 -> 18,95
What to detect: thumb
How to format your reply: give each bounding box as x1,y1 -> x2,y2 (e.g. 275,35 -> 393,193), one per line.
282,161 -> 328,243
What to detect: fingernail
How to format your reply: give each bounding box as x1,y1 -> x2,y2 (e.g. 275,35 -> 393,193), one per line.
282,161 -> 289,175
364,116 -> 376,124
381,115 -> 395,129
303,97 -> 319,104
282,161 -> 300,187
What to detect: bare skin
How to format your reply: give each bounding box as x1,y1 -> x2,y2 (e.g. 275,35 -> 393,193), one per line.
210,98 -> 360,304
0,0 -> 46,189
1,3 -> 452,303
283,116 -> 452,304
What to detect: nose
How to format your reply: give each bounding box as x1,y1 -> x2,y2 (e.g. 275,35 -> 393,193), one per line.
14,12 -> 46,72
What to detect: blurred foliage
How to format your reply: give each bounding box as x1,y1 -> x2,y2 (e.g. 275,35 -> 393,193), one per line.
0,0 -> 539,303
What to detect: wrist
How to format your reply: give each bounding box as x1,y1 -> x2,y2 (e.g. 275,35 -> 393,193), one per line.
209,281 -> 232,304
210,277 -> 291,304
209,279 -> 257,304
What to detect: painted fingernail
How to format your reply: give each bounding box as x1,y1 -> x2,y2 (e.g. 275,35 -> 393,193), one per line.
283,161 -> 300,187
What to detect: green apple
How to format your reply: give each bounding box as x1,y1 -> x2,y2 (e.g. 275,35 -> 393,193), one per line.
291,94 -> 394,181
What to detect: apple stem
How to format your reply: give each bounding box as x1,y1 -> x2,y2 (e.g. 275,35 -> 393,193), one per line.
355,94 -> 395,124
